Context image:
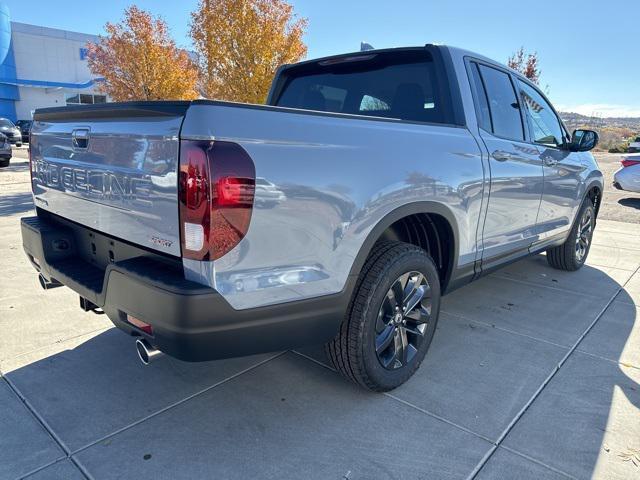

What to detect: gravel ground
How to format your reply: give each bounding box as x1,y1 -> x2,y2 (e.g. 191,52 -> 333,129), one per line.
595,152 -> 640,223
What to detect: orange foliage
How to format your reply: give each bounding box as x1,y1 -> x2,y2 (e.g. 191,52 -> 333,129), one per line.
189,0 -> 307,104
508,47 -> 541,85
87,6 -> 199,101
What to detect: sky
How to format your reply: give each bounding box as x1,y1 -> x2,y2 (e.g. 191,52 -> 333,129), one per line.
3,0 -> 639,117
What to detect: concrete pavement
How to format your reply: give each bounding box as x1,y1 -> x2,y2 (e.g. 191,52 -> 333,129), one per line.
1,151 -> 639,479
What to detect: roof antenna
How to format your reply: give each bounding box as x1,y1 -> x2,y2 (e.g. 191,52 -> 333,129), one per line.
360,42 -> 375,52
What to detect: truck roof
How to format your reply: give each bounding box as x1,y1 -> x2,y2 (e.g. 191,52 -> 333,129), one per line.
281,44 -> 518,82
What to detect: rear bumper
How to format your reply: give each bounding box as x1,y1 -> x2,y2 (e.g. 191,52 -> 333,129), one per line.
21,214 -> 346,362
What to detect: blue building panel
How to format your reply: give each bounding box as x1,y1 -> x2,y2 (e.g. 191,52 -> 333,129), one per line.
0,2 -> 17,120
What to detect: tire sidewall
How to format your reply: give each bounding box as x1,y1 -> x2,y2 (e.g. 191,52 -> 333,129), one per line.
572,201 -> 595,268
360,249 -> 441,390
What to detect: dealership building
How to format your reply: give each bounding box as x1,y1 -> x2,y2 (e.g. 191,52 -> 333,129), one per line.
0,4 -> 107,122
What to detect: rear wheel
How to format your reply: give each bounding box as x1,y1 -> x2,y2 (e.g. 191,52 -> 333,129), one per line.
0,158 -> 9,168
325,241 -> 441,391
547,198 -> 595,271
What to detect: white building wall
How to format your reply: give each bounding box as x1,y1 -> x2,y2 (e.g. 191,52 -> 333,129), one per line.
14,85 -> 65,119
10,22 -> 106,120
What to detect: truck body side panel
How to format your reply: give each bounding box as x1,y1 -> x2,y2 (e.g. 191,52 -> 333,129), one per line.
181,103 -> 485,309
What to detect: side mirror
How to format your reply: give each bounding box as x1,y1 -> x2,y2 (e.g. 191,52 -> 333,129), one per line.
569,129 -> 599,152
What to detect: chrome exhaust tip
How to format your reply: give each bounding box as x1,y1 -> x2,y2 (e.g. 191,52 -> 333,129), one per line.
38,274 -> 62,290
135,339 -> 163,365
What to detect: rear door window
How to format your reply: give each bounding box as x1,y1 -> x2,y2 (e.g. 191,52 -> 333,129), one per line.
476,64 -> 525,141
275,51 -> 449,124
468,63 -> 492,132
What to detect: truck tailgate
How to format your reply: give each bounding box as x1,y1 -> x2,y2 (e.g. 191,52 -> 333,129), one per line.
30,102 -> 188,257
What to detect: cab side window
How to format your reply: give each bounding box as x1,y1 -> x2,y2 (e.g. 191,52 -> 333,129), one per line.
517,80 -> 564,147
476,64 -> 525,141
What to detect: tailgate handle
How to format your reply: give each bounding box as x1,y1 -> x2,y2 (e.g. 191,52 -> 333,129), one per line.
72,128 -> 90,150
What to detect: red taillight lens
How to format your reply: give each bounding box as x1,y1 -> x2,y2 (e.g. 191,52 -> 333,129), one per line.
178,140 -> 255,261
621,158 -> 640,168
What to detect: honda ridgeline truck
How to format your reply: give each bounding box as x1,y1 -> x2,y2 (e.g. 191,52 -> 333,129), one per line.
22,45 -> 603,391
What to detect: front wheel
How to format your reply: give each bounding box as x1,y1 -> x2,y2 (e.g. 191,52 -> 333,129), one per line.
547,198 -> 595,271
0,158 -> 9,168
325,242 -> 441,391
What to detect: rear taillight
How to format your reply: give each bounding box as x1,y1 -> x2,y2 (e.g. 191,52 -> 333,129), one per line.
621,158 -> 640,168
178,140 -> 256,261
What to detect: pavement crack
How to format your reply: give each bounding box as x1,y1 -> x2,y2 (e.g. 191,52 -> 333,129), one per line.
466,264 -> 640,479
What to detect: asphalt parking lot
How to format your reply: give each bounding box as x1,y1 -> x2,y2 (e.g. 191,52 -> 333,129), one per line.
1,149 -> 639,479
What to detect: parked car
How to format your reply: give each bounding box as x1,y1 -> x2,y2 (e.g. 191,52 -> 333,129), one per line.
254,177 -> 286,207
0,117 -> 22,147
15,120 -> 32,143
613,155 -> 640,192
21,45 -> 603,391
0,133 -> 11,167
629,136 -> 640,153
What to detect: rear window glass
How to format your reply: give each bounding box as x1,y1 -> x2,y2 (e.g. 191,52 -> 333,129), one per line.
477,64 -> 524,141
275,51 -> 448,124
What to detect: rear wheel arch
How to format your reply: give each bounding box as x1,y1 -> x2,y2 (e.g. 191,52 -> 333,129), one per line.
348,202 -> 459,294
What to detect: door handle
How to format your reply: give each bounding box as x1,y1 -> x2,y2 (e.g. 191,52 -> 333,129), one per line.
491,150 -> 514,162
543,156 -> 558,167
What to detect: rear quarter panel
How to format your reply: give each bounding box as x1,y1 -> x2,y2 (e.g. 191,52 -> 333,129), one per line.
181,103 -> 485,309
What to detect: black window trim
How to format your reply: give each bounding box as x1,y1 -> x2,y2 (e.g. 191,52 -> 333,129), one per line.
464,57 -> 528,144
465,60 -> 493,133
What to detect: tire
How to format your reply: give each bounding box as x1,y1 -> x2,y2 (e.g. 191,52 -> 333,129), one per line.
16,143 -> 22,147
325,241 -> 441,391
0,158 -> 9,168
546,198 -> 595,271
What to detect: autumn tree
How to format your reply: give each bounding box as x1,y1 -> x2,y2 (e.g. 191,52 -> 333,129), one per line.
507,47 -> 541,84
87,6 -> 199,101
189,0 -> 307,104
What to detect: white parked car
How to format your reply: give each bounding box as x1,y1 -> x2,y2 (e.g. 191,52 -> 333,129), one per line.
629,136 -> 640,153
254,177 -> 286,207
614,155 -> 640,193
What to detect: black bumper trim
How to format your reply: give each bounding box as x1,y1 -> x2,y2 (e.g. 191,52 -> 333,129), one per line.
21,215 -> 348,362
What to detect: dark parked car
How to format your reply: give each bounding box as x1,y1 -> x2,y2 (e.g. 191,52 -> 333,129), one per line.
15,120 -> 32,143
0,118 -> 22,147
0,132 -> 12,167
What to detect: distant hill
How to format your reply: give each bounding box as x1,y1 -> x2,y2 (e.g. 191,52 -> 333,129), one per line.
560,112 -> 640,130
559,112 -> 640,151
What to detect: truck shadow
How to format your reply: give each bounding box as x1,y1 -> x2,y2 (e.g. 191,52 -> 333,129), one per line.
0,192 -> 34,216
2,262 -> 638,478
2,161 -> 30,173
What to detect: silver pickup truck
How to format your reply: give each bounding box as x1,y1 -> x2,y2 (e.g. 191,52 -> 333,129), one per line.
21,45 -> 603,391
